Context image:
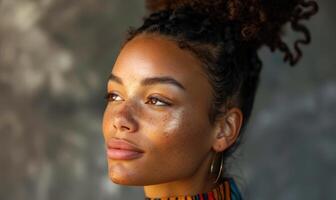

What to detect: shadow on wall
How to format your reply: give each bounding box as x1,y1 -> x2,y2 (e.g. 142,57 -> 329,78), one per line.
0,0 -> 335,200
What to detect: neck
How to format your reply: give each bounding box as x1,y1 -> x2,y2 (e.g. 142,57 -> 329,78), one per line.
143,152 -> 218,198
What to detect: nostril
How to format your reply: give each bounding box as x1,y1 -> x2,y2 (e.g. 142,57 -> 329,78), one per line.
121,125 -> 130,131
113,124 -> 131,131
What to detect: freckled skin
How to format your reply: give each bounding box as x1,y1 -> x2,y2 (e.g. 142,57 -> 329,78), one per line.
102,34 -> 239,197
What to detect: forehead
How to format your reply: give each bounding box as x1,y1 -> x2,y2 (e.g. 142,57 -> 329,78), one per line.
112,34 -> 210,90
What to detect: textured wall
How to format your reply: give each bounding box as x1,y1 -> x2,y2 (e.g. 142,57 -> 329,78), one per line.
0,0 -> 335,200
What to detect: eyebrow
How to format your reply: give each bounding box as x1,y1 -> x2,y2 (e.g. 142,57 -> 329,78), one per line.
108,73 -> 186,91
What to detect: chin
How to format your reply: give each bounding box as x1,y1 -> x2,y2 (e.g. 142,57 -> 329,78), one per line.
108,171 -> 167,186
108,168 -> 143,186
107,162 -> 169,186
109,175 -> 145,186
109,174 -> 128,185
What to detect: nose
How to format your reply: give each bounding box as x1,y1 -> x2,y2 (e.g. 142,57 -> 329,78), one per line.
112,103 -> 139,133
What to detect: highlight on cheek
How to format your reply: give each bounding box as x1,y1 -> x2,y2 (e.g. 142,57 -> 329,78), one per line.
162,108 -> 185,135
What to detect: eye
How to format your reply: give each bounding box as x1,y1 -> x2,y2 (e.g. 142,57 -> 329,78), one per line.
104,92 -> 123,102
146,96 -> 171,106
104,93 -> 171,106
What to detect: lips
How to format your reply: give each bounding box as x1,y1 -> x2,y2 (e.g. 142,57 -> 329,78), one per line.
106,138 -> 144,160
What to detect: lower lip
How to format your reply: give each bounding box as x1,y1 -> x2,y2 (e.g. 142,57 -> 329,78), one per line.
106,148 -> 144,160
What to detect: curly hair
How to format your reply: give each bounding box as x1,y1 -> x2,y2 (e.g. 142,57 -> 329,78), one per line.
121,0 -> 319,175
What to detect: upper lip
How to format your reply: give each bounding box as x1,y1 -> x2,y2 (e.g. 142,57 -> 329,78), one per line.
106,138 -> 144,153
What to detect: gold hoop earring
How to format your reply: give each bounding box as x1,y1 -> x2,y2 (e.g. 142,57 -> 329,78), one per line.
210,152 -> 224,184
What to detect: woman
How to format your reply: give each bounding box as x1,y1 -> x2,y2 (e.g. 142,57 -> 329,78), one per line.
102,0 -> 319,199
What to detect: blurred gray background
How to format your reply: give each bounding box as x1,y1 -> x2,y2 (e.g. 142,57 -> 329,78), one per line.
0,0 -> 335,200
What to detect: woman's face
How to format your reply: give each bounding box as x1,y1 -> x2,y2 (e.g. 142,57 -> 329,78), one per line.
102,34 -> 217,186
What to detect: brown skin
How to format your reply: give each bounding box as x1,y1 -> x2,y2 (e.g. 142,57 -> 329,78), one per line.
102,33 -> 243,198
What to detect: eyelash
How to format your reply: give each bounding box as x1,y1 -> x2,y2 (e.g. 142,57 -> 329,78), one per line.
104,92 -> 172,106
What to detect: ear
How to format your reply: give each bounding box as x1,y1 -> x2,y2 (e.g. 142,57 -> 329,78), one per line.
212,107 -> 243,152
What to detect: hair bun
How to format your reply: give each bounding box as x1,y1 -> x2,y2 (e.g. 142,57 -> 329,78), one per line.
145,0 -> 319,66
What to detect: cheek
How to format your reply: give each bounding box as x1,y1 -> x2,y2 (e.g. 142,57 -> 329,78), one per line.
146,107 -> 212,175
